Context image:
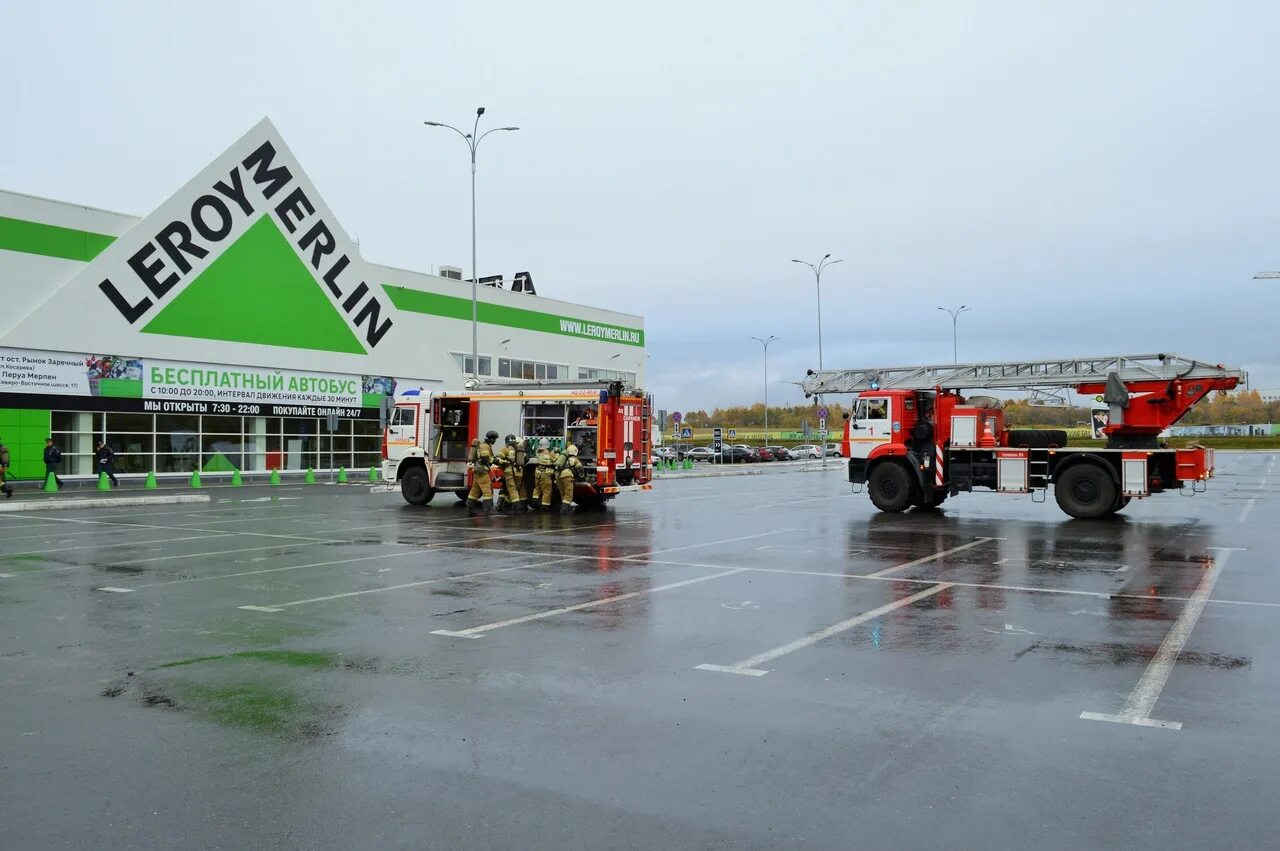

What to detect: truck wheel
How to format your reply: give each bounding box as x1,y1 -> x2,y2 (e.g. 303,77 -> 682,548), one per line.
456,490 -> 468,502
1112,495 -> 1131,513
1008,429 -> 1068,448
868,462 -> 915,513
1054,463 -> 1117,519
915,489 -> 948,510
400,466 -> 433,506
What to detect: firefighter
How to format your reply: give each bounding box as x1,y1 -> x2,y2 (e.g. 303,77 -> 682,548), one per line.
531,438 -> 555,511
466,430 -> 499,515
495,434 -> 527,513
556,443 -> 585,514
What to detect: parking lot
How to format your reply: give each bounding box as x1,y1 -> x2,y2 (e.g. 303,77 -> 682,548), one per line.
2,453 -> 1278,849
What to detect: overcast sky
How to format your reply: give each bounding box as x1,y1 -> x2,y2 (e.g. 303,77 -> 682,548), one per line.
4,1 -> 1278,412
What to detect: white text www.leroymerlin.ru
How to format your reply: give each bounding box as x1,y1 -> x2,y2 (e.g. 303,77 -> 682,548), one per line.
558,319 -> 641,344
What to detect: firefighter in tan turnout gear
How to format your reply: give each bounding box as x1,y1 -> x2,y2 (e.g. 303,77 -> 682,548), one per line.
466,430 -> 499,516
556,444 -> 586,514
494,434 -> 527,513
531,438 -> 555,511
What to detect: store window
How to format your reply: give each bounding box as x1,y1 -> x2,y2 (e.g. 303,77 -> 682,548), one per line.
498,358 -> 567,380
451,353 -> 493,376
578,367 -> 637,384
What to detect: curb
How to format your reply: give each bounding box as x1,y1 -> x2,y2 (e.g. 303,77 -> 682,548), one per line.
0,494 -> 213,513
655,463 -> 843,480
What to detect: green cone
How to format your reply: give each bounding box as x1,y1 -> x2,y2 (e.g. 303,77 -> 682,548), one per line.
231,469 -> 243,487
144,471 -> 158,490
97,471 -> 111,491
270,468 -> 281,486
305,467 -> 317,484
44,472 -> 58,493
368,466 -> 378,482
189,470 -> 203,488
337,467 -> 348,484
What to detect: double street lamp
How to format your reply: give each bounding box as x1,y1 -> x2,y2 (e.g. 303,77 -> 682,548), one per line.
791,255 -> 842,371
423,107 -> 519,379
937,304 -> 971,363
750,335 -> 779,443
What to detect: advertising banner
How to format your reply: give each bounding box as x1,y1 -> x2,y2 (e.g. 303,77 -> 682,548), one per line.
0,346 -> 394,417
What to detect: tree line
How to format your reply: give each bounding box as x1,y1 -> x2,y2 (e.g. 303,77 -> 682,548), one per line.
670,392 -> 1278,430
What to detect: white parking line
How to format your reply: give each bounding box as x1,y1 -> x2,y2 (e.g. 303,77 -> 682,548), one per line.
862,538 -> 1002,578
1080,547 -> 1242,731
96,587 -> 135,593
245,556 -> 585,612
2,533 -> 233,558
432,569 -> 745,639
697,583 -> 953,676
1238,497 -> 1258,524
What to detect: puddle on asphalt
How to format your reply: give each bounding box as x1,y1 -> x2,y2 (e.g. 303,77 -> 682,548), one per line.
1026,640 -> 1250,670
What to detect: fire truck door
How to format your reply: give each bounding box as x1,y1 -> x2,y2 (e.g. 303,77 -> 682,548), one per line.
849,397 -> 891,460
387,404 -> 420,454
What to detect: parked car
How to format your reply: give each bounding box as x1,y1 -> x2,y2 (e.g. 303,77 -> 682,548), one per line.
687,446 -> 717,461
709,446 -> 753,463
790,444 -> 822,459
668,443 -> 694,460
752,446 -> 774,462
655,446 -> 677,460
824,443 -> 843,458
763,446 -> 791,461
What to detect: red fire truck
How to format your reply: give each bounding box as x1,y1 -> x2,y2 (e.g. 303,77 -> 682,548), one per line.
381,379 -> 654,508
800,354 -> 1244,519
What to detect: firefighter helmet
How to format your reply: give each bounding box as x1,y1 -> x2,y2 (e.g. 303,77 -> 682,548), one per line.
538,438 -> 550,450
485,430 -> 499,443
505,434 -> 517,446
566,444 -> 579,457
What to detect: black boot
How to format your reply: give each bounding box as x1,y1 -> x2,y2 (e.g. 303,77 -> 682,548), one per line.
466,498 -> 482,516
559,504 -> 575,515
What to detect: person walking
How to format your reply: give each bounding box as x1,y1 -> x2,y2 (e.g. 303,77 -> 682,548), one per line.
94,439 -> 119,487
43,438 -> 64,489
556,443 -> 585,514
530,438 -> 555,511
465,430 -> 498,516
0,436 -> 13,498
494,434 -> 527,513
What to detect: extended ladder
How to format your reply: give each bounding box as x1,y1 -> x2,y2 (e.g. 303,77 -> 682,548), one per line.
800,353 -> 1245,395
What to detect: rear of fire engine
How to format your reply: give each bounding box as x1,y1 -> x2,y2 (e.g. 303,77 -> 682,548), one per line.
382,379 -> 653,508
801,354 -> 1243,519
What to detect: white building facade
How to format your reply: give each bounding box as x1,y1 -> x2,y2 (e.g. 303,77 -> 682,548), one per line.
0,120 -> 644,481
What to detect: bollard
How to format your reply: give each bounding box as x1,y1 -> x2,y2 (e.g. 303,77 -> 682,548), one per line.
144,471 -> 158,490
97,471 -> 111,491
189,469 -> 203,488
44,472 -> 59,493
231,469 -> 243,487
305,467 -> 317,484
368,466 -> 378,483
270,468 -> 281,486
337,467 -> 348,484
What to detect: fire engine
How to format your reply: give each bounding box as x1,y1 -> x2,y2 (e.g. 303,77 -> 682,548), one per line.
381,379 -> 654,508
800,354 -> 1243,519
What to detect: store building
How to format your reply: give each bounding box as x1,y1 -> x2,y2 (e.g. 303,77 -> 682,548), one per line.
0,119 -> 645,481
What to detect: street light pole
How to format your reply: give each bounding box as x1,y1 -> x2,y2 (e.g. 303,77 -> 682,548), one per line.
937,305 -> 971,363
750,335 -> 778,443
424,109 -> 519,379
791,255 -> 842,371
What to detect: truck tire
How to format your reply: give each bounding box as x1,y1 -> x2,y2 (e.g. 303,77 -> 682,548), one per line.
915,489 -> 948,510
1054,463 -> 1117,519
1008,429 -> 1068,448
868,462 -> 916,513
401,466 -> 433,506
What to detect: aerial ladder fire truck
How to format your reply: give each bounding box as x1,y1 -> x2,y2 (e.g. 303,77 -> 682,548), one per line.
800,354 -> 1244,519
381,379 -> 654,508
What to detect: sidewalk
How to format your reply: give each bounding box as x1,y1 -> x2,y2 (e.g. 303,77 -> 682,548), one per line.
653,460 -> 844,480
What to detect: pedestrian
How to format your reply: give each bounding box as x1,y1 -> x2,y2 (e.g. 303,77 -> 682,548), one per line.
465,430 -> 498,516
494,434 -> 527,513
0,436 -> 13,498
555,443 -> 585,514
94,439 -> 119,486
43,437 -> 64,489
530,438 -> 555,511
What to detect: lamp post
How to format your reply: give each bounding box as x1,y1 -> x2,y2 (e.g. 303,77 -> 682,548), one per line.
751,335 -> 778,443
937,305 -> 971,363
424,108 -> 519,379
791,255 -> 842,371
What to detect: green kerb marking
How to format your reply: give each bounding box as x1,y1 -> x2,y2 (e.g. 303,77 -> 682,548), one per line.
152,649 -> 336,670
383,285 -> 645,347
142,216 -> 365,354
0,216 -> 115,261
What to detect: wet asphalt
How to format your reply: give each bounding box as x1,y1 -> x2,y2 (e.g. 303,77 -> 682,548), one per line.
1,454 -> 1278,850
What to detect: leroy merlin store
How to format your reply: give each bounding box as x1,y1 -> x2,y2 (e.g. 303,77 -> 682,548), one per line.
0,120 -> 645,483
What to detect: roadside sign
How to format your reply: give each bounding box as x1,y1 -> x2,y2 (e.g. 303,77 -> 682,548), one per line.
817,406 -> 829,419
803,420 -> 811,439
818,417 -> 826,431
681,427 -> 693,439
728,429 -> 736,438
672,411 -> 682,424
712,426 -> 723,452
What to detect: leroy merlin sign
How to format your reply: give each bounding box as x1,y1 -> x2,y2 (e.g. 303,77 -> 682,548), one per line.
84,119 -> 391,354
